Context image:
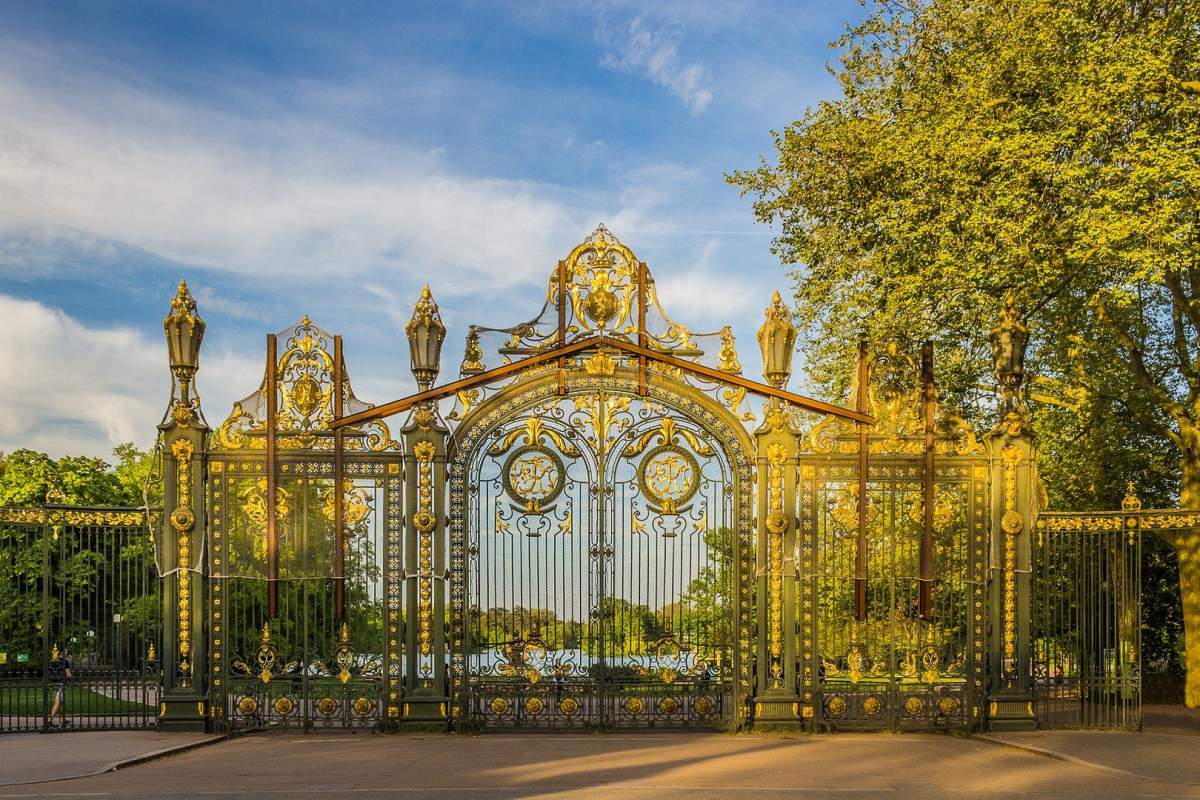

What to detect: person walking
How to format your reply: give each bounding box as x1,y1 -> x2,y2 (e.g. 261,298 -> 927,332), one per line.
47,647 -> 73,729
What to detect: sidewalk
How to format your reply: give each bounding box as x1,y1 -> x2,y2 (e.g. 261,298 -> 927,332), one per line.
0,730 -> 222,786
982,729 -> 1200,786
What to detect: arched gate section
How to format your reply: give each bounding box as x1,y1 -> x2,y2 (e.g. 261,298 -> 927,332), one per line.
448,373 -> 755,729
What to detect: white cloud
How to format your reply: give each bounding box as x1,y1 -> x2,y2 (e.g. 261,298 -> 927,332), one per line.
0,43 -> 588,293
599,15 -> 713,115
0,294 -> 259,458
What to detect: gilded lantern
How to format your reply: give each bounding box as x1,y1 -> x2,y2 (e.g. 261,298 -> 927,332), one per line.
989,290 -> 1028,413
163,280 -> 205,399
757,291 -> 797,389
406,285 -> 446,390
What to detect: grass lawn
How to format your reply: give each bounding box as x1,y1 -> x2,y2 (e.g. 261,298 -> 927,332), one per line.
0,684 -> 155,715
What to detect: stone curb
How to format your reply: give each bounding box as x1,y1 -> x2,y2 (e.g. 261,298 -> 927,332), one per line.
976,733 -> 1200,787
0,733 -> 228,787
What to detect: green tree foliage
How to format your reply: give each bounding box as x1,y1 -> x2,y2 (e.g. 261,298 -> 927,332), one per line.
729,0 -> 1200,703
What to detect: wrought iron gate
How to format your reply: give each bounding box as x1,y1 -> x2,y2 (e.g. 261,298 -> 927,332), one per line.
206,318 -> 403,732
1032,500 -> 1154,730
796,351 -> 988,731
0,501 -> 160,733
452,381 -> 752,729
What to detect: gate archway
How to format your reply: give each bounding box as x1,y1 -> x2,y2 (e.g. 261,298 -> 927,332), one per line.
448,372 -> 755,728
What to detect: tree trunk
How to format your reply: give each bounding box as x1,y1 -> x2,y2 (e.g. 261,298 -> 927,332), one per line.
1176,455 -> 1200,708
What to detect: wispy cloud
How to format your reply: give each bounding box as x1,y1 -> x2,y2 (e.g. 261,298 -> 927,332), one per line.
0,42 -> 587,294
0,293 -> 260,457
598,14 -> 714,115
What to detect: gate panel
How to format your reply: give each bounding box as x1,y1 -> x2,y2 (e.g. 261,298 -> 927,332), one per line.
454,382 -> 751,730
210,461 -> 390,730
1033,512 -> 1141,729
467,405 -> 599,728
605,408 -> 736,728
799,380 -> 987,732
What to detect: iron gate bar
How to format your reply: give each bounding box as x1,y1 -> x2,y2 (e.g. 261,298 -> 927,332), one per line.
920,342 -> 934,621
330,335 -> 874,430
333,334 -> 345,623
855,340 -> 869,621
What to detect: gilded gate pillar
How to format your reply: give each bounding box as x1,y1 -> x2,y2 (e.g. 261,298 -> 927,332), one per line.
752,291 -> 804,725
985,292 -> 1037,731
752,400 -> 804,725
159,281 -> 210,731
402,286 -> 449,722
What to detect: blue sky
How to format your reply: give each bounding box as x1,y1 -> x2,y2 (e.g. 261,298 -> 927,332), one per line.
0,0 -> 862,457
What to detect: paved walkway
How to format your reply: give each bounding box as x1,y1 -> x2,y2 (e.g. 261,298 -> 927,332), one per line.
984,730 -> 1200,786
0,731 -> 220,786
2,731 -> 1200,799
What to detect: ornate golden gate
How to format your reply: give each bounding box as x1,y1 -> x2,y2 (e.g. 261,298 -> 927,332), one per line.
794,345 -> 989,730
202,318 -> 403,731
146,227 -> 1121,735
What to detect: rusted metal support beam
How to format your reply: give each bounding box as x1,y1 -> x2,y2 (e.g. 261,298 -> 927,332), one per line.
265,333 -> 279,620
637,262 -> 648,396
920,341 -> 935,620
331,335 -> 873,429
855,340 -> 869,621
557,260 -> 567,396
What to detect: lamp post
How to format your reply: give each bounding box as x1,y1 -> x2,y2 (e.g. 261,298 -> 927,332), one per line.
753,290 -> 804,727
402,285 -> 449,723
159,280 -> 209,731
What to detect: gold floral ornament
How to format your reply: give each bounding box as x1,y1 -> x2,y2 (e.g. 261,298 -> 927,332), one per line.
717,326 -> 742,374
215,317 -> 397,452
321,480 -> 373,528
565,224 -> 638,333
239,480 -> 291,560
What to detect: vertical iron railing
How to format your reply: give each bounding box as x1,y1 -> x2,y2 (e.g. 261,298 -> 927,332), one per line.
1,505 -> 160,734
1033,511 -> 1143,729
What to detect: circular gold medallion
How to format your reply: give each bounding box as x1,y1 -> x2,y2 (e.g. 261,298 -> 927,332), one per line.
694,696 -> 714,715
525,697 -> 545,716
489,697 -> 510,715
639,446 -> 700,513
236,695 -> 258,716
658,697 -> 679,715
904,696 -> 924,716
558,697 -> 579,716
316,697 -> 337,716
273,695 -> 295,716
624,696 -> 645,715
863,696 -> 882,717
938,696 -> 960,716
503,446 -> 565,511
827,696 -> 847,717
353,696 -> 374,716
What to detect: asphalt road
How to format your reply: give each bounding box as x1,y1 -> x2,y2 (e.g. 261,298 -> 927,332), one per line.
3,731 -> 1200,800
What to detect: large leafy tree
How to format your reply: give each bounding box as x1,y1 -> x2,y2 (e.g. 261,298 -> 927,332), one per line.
730,0 -> 1200,703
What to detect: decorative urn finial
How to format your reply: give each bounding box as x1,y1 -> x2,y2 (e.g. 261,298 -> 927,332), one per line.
163,280 -> 205,413
406,285 -> 446,390
989,290 -> 1028,416
758,291 -> 798,389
